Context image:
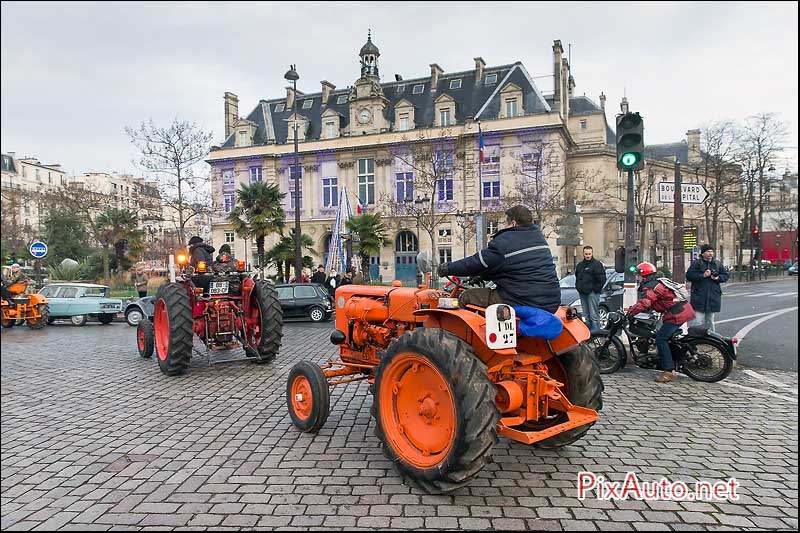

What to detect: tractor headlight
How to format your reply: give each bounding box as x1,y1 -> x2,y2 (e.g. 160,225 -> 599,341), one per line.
437,298 -> 459,309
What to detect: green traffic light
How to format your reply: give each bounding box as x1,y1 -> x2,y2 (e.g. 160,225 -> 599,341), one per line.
620,152 -> 640,168
628,265 -> 637,272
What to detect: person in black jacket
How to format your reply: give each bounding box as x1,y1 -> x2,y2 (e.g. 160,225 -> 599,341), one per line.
685,244 -> 729,332
310,265 -> 327,285
574,246 -> 607,330
188,236 -> 215,267
437,205 -> 560,313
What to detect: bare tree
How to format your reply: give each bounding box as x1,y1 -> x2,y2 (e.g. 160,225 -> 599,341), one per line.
126,118 -> 214,244
734,112 -> 787,270
691,121 -> 743,250
380,128 -> 475,267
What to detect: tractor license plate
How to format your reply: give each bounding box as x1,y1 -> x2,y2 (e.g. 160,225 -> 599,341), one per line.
209,281 -> 229,295
485,304 -> 516,349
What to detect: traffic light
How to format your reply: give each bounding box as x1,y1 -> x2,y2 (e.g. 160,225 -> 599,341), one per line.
627,247 -> 640,273
751,226 -> 760,242
614,246 -> 626,273
616,112 -> 644,171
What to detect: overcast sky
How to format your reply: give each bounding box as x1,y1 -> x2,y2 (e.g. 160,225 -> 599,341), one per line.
2,1 -> 798,176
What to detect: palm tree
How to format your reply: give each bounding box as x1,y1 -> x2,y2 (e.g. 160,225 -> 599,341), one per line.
346,214 -> 390,281
266,229 -> 316,282
228,182 -> 286,277
95,208 -> 142,285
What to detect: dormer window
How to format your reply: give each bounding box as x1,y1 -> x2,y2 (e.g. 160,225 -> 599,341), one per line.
396,84 -> 405,94
238,130 -> 248,146
336,95 -> 347,104
440,109 -> 451,127
485,73 -> 498,85
412,84 -> 424,94
275,103 -> 285,112
449,79 -> 462,89
302,100 -> 313,110
325,121 -> 337,139
505,98 -> 518,118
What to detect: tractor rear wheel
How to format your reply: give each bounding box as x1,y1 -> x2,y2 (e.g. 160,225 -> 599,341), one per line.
2,317 -> 15,328
26,304 -> 49,330
536,342 -> 603,449
287,361 -> 330,432
246,280 -> 283,364
372,328 -> 500,494
137,318 -> 155,358
153,283 -> 193,376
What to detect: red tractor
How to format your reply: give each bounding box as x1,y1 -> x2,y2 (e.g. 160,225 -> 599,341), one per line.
287,252 -> 602,493
136,251 -> 283,375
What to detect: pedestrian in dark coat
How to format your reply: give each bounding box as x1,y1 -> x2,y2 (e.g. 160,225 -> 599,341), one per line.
685,244 -> 728,332
311,265 -> 327,285
574,246 -> 607,330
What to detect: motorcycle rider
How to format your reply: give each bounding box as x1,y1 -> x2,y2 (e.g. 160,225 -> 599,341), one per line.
436,205 -> 560,313
626,262 -> 695,383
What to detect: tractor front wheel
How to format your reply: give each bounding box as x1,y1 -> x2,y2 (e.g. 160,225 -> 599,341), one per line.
154,283 -> 193,376
137,318 -> 155,358
26,304 -> 49,330
536,342 -> 603,449
2,317 -> 15,328
372,328 -> 500,494
287,361 -> 330,432
247,280 -> 283,364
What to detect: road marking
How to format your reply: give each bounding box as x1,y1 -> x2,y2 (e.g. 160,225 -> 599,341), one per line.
733,307 -> 798,345
742,292 -> 776,297
716,310 -> 782,324
742,369 -> 797,391
769,293 -> 797,298
723,292 -> 753,298
718,381 -> 798,404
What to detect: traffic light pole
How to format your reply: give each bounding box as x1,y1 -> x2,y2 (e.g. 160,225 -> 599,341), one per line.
672,161 -> 686,283
623,168 -> 637,310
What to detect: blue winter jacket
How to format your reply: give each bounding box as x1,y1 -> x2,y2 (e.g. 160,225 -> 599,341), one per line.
446,224 -> 560,312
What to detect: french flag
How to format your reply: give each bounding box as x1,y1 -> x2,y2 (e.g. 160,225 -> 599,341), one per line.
356,197 -> 364,214
478,124 -> 486,163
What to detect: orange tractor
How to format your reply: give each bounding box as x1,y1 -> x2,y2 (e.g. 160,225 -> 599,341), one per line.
1,280 -> 49,330
287,253 -> 602,493
136,251 -> 283,375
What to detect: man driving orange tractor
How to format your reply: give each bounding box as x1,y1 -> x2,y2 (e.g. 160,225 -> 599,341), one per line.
436,205 -> 561,313
1,264 -> 29,302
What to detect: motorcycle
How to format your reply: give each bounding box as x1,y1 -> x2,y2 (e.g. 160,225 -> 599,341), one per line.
587,310 -> 737,382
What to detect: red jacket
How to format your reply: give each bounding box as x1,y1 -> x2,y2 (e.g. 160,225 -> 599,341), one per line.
628,279 -> 696,325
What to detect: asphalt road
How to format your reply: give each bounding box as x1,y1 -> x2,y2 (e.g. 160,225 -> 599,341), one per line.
714,278 -> 799,371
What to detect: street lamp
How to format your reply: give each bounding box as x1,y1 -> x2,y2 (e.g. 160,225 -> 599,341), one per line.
455,209 -> 478,258
284,64 -> 302,283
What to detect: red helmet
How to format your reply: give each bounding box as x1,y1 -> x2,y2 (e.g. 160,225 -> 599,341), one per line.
636,262 -> 657,277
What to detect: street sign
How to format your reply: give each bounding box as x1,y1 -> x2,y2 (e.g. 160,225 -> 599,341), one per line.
691,245 -> 700,260
658,182 -> 709,204
683,226 -> 698,252
29,241 -> 48,259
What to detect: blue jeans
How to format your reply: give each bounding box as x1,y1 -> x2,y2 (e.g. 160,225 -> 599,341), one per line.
579,291 -> 601,330
691,311 -> 716,333
655,322 -> 681,371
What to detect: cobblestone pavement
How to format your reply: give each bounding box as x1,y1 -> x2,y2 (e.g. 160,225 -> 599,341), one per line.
1,321 -> 797,531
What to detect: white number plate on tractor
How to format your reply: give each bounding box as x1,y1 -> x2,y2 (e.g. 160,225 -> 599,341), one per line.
209,281 -> 229,295
485,304 -> 516,349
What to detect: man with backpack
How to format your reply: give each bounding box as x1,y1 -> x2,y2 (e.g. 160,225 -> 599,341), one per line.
627,262 -> 695,383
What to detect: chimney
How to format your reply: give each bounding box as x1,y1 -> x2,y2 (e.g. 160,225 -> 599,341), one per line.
430,63 -> 444,90
562,58 -> 570,117
224,92 -> 239,138
321,80 -> 336,103
474,57 -> 486,83
552,40 -> 564,117
687,129 -> 702,164
285,86 -> 295,111
7,152 -> 15,159
394,74 -> 403,81
599,92 -> 606,110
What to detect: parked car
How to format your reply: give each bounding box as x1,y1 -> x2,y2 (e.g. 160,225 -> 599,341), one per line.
275,283 -> 334,322
561,269 -> 624,329
37,283 -> 123,326
124,296 -> 155,326
789,262 -> 798,276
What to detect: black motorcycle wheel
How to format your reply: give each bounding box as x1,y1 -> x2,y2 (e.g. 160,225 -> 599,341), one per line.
681,339 -> 733,383
587,329 -> 626,374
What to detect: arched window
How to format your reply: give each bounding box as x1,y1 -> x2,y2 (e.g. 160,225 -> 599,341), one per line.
395,231 -> 418,252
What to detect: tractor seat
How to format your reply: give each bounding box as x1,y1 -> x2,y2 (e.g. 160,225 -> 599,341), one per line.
513,306 -> 563,340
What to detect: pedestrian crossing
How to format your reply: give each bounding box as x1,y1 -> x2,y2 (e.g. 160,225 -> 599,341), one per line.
724,291 -> 797,298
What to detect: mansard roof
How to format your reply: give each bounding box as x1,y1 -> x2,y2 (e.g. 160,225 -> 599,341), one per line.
220,62 -> 555,148
645,142 -> 690,164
